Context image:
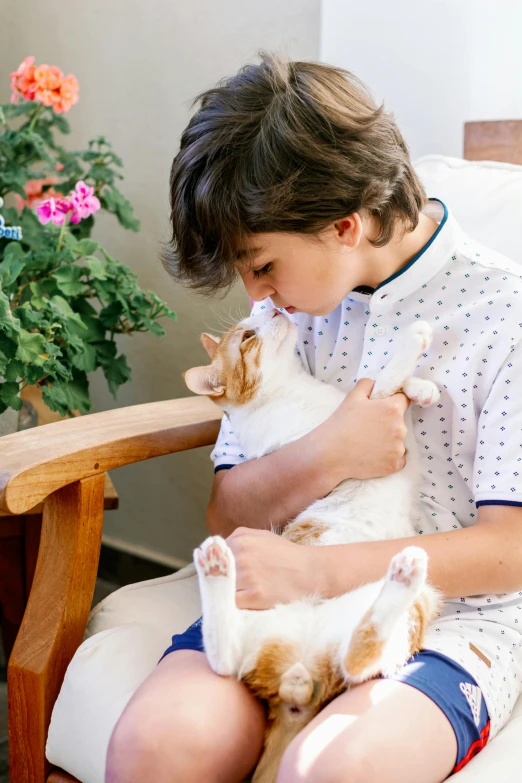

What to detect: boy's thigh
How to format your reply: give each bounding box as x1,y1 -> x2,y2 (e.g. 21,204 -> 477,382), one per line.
109,650 -> 266,778
278,678 -> 458,783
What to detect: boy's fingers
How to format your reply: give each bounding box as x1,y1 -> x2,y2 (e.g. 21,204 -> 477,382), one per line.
393,391 -> 411,412
349,377 -> 376,398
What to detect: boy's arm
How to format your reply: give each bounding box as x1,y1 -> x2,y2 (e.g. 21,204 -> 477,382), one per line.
225,505 -> 522,610
317,504 -> 522,600
206,379 -> 410,537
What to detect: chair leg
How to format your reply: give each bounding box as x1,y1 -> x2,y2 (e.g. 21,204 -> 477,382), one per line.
8,474 -> 105,783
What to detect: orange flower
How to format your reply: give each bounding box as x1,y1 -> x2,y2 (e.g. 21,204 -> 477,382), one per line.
9,56 -> 79,114
51,73 -> 79,114
14,175 -> 60,210
34,64 -> 64,106
10,56 -> 37,103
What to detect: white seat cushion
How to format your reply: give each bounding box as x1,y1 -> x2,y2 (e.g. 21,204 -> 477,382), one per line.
47,154 -> 522,781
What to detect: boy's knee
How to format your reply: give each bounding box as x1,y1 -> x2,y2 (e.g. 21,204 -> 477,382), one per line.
277,737 -> 374,783
105,699 -> 222,783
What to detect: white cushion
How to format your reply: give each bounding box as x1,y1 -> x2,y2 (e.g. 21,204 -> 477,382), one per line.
47,155 -> 522,782
413,154 -> 522,263
46,565 -> 202,783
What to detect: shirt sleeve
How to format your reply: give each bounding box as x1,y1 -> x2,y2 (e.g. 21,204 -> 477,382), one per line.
474,340 -> 522,508
210,413 -> 248,473
209,298 -> 274,473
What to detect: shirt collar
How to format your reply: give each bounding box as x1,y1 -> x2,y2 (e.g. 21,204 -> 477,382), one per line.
347,198 -> 464,312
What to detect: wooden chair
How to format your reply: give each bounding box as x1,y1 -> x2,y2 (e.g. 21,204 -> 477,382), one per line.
1,395 -> 222,783
3,119 -> 522,783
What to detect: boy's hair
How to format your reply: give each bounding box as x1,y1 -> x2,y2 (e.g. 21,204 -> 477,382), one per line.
163,51 -> 427,295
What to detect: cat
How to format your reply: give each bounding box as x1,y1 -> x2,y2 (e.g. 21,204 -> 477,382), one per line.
184,308 -> 443,783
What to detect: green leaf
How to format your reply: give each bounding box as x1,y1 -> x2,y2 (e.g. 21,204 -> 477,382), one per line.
29,281 -> 47,310
84,255 -> 108,280
0,351 -> 8,376
16,329 -> 47,362
99,301 -> 123,329
0,290 -> 21,338
4,358 -> 25,381
0,381 -> 22,411
73,238 -> 99,257
71,343 -> 97,372
49,295 -> 87,329
52,265 -> 84,296
101,186 -> 140,231
44,378 -> 91,415
0,242 -> 26,288
102,353 -> 131,397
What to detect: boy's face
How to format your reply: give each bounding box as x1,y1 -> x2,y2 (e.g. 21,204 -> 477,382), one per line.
236,213 -> 368,317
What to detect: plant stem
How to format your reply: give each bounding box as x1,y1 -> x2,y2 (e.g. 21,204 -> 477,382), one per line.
56,219 -> 67,252
28,103 -> 43,133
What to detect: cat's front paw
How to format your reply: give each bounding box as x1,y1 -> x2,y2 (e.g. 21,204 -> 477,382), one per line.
407,321 -> 433,359
402,377 -> 440,407
194,535 -> 232,578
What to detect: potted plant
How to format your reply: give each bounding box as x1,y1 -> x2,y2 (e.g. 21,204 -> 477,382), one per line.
0,56 -> 175,430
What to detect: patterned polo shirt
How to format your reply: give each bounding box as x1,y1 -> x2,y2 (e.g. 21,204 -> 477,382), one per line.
210,197 -> 522,634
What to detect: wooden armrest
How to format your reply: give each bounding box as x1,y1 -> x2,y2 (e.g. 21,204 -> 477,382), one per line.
0,396 -> 222,515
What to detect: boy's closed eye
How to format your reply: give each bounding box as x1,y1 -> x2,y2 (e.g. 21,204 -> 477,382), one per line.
252,263 -> 272,279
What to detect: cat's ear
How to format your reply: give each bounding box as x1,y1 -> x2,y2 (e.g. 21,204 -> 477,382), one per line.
184,366 -> 225,397
201,333 -> 220,360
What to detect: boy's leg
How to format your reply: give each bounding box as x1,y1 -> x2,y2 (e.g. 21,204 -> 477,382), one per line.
105,649 -> 266,783
276,677 -> 457,783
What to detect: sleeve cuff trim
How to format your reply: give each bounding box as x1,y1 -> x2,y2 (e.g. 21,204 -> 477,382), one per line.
214,464 -> 236,473
476,499 -> 522,508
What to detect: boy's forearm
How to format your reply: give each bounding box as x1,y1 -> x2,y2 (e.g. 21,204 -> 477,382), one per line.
206,427 -> 343,537
317,510 -> 522,600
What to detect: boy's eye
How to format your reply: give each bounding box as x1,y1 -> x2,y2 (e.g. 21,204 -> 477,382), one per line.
252,263 -> 272,280
241,329 -> 256,342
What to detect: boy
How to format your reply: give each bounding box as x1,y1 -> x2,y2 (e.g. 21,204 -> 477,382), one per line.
106,53 -> 522,783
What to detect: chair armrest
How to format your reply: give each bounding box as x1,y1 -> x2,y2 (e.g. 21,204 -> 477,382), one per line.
0,396 -> 222,515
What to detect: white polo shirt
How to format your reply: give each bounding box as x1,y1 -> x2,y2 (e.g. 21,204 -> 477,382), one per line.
211,197 -> 522,641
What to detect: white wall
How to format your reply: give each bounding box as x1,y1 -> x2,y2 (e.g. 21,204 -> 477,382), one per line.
0,0 -> 321,566
321,0 -> 522,160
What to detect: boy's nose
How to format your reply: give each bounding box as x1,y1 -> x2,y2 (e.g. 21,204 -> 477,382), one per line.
245,278 -> 276,302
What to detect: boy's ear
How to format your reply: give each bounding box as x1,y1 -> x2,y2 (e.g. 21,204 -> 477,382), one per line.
201,333 -> 220,360
184,366 -> 225,397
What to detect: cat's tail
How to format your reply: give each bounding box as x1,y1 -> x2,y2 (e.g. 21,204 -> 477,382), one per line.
251,703 -> 313,783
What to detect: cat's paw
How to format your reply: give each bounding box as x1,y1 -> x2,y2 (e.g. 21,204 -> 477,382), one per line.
402,377 -> 440,407
387,546 -> 427,591
194,536 -> 231,578
407,321 -> 433,359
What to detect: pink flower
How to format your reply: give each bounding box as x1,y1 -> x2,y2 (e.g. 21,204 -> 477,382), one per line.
69,181 -> 101,223
35,196 -> 72,226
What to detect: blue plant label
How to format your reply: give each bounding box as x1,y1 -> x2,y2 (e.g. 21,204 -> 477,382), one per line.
0,197 -> 23,240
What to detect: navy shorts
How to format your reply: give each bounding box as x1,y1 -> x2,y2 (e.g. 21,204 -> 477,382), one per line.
161,618 -> 490,775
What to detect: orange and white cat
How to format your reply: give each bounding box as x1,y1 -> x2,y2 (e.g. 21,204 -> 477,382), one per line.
185,308 -> 443,783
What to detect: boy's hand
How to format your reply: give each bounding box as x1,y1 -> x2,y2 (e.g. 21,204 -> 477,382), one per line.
317,378 -> 410,482
227,527 -> 318,609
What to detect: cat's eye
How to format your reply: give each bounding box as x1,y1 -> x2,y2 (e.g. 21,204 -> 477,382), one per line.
241,329 -> 256,342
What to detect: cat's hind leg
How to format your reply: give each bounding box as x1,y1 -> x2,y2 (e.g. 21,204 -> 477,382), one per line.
194,535 -> 244,677
340,546 -> 440,684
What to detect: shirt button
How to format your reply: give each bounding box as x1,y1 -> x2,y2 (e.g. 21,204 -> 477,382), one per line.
375,326 -> 387,336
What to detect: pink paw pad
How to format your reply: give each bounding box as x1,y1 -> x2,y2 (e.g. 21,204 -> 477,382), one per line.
389,548 -> 426,588
197,541 -> 229,576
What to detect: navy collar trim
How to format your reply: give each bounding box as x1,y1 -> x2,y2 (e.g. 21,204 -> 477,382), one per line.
372,198 -> 448,293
